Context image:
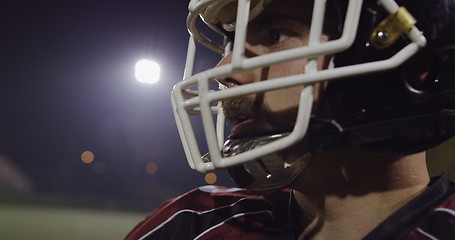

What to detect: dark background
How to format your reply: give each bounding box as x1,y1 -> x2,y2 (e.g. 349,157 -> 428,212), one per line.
0,0 -> 234,212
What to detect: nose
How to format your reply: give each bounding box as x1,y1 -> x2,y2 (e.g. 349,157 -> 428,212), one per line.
216,49 -> 260,88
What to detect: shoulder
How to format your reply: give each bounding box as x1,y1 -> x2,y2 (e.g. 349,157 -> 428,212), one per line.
125,186 -> 292,240
364,174 -> 455,240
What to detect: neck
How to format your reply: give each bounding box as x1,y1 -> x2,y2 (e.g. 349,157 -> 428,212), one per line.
291,147 -> 430,240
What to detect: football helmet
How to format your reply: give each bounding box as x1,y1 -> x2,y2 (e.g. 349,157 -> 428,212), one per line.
171,0 -> 455,191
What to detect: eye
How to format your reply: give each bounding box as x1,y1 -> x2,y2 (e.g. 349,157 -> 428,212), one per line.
272,30 -> 291,44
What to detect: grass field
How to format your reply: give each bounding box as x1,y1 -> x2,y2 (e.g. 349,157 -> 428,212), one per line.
0,204 -> 146,240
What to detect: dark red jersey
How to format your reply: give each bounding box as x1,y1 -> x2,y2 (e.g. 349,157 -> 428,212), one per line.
126,175 -> 455,240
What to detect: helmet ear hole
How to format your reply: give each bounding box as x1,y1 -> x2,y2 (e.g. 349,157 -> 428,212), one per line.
402,48 -> 437,93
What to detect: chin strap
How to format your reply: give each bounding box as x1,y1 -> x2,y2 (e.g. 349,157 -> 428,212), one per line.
310,108 -> 455,156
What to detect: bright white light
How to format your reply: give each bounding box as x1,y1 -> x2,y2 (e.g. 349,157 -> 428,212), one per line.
135,59 -> 160,84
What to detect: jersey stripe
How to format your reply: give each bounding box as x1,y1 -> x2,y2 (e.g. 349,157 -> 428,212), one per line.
434,207 -> 455,217
140,197 -> 274,240
194,210 -> 273,240
416,228 -> 439,240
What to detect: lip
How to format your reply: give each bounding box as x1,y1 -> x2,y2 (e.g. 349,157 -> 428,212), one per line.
231,117 -> 264,136
223,108 -> 263,135
226,111 -> 294,139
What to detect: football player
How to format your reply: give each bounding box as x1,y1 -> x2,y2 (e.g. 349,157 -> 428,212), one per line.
126,0 -> 455,239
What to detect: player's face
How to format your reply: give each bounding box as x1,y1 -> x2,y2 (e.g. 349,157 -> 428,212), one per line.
217,0 -> 338,136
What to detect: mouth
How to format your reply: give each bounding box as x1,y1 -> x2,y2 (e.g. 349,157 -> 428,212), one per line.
227,112 -> 264,136
226,111 -> 295,140
221,96 -> 293,139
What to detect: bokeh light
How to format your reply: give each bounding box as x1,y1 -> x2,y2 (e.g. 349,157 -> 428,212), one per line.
145,162 -> 158,175
81,151 -> 94,164
204,173 -> 217,185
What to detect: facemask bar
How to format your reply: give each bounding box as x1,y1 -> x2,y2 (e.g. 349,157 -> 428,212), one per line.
172,0 -> 427,173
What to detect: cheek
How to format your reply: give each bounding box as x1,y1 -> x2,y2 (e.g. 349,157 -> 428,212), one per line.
263,59 -> 306,113
264,86 -> 304,114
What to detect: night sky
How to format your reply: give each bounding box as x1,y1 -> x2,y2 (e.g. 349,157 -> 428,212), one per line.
0,0 -> 234,210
